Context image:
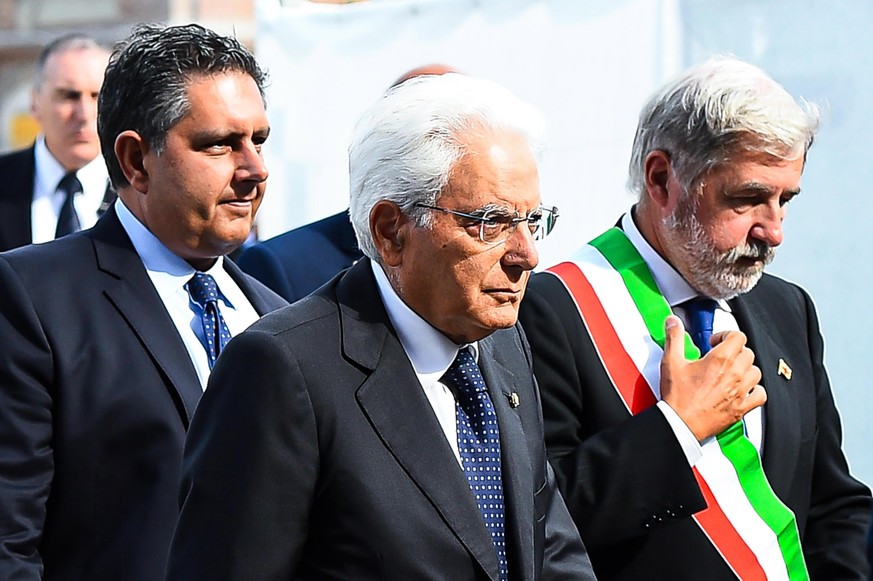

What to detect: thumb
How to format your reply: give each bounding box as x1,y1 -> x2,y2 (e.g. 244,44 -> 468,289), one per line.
662,315 -> 686,363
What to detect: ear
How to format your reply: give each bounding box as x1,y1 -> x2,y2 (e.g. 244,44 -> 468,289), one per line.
370,200 -> 409,267
643,150 -> 675,210
30,89 -> 39,118
114,130 -> 150,193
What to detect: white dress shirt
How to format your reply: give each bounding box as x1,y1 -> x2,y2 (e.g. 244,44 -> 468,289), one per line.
116,198 -> 260,389
371,261 -> 479,466
31,136 -> 110,243
621,212 -> 764,466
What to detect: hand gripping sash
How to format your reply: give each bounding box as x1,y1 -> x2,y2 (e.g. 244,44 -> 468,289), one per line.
545,227 -> 808,581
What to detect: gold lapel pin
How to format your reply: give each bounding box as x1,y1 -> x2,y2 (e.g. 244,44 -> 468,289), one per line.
777,358 -> 792,381
507,392 -> 520,408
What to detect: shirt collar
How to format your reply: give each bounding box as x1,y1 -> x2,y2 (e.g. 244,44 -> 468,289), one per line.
33,135 -> 107,200
621,209 -> 730,311
33,136 -> 66,201
370,260 -> 478,382
114,198 -> 231,305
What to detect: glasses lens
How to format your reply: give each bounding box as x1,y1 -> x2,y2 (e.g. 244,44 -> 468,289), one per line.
479,209 -> 512,243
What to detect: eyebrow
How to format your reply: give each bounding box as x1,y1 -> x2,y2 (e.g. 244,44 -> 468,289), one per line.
724,182 -> 802,197
191,126 -> 270,144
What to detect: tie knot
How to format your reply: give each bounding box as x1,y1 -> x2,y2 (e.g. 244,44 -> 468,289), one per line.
187,272 -> 221,305
58,172 -> 83,196
684,297 -> 718,321
683,297 -> 719,354
441,348 -> 487,396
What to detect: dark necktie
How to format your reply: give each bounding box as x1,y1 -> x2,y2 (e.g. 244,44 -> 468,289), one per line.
441,348 -> 509,581
186,273 -> 233,369
55,172 -> 83,238
684,297 -> 719,355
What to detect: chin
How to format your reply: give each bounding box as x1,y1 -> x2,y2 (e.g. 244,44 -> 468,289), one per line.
482,311 -> 519,332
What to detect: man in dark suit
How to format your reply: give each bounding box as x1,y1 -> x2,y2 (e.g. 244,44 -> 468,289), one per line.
0,24 -> 286,580
518,57 -> 871,580
236,209 -> 362,302
167,73 -> 594,579
0,33 -> 112,252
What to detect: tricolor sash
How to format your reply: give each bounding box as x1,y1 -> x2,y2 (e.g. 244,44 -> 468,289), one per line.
546,227 -> 808,581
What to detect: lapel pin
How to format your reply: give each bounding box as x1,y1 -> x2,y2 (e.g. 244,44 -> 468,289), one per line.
777,358 -> 792,381
507,392 -> 520,408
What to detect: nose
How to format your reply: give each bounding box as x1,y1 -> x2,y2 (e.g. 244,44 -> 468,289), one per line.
501,223 -> 539,271
235,142 -> 269,184
750,199 -> 785,247
72,95 -> 97,124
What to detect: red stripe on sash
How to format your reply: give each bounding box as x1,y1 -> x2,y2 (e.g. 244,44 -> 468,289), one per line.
693,470 -> 767,580
549,260 -> 770,579
548,262 -> 656,413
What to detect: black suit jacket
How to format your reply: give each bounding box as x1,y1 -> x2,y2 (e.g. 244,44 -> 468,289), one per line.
0,146 -> 36,251
0,207 -> 287,580
518,253 -> 872,580
236,210 -> 363,303
167,259 -> 594,580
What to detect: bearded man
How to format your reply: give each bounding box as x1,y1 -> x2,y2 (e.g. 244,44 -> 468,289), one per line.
518,57 -> 871,581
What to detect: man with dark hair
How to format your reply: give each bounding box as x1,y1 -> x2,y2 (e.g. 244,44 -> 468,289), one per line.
0,24 -> 285,580
519,57 -> 871,579
0,33 -> 112,252
167,73 -> 593,580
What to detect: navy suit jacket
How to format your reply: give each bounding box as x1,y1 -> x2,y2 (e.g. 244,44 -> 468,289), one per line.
518,238 -> 872,580
168,259 -> 595,580
237,210 -> 363,303
0,146 -> 36,251
0,206 -> 287,580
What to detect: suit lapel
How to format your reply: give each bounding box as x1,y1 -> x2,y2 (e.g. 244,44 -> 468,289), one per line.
340,261 -> 501,581
731,293 -> 801,494
91,207 -> 203,424
0,147 -> 36,250
224,257 -> 277,315
478,335 -> 534,580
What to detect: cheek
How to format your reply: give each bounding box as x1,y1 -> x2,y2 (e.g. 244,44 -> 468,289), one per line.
712,220 -> 753,251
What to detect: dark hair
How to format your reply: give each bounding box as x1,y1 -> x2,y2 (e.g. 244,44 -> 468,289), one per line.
34,33 -> 109,89
98,23 -> 268,187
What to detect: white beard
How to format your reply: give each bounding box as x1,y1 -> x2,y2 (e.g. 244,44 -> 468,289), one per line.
661,197 -> 775,300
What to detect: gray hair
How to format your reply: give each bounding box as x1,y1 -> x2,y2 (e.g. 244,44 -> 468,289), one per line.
33,33 -> 110,90
348,73 -> 545,261
98,23 -> 267,188
628,56 -> 820,198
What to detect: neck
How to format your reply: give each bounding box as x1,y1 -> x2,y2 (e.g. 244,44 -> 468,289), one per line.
631,203 -> 670,265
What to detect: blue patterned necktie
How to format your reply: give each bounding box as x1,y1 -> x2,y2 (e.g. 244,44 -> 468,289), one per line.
684,297 -> 719,355
186,273 -> 232,369
55,172 -> 82,238
441,348 -> 509,581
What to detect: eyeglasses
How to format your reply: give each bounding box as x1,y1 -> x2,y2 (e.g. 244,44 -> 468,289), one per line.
414,202 -> 559,245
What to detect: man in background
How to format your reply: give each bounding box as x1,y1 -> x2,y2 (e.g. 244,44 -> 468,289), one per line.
167,73 -> 593,580
237,63 -> 456,303
518,57 -> 871,579
0,24 -> 285,580
0,33 -> 113,252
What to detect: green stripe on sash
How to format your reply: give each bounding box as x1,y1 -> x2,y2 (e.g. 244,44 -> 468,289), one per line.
589,227 -> 808,580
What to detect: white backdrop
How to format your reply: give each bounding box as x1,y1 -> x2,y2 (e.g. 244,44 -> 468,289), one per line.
255,0 -> 873,485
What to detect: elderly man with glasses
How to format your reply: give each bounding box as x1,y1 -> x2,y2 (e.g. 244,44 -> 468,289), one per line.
167,73 -> 594,580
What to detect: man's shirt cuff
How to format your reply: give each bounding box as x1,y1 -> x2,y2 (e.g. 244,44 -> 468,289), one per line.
656,400 -> 704,466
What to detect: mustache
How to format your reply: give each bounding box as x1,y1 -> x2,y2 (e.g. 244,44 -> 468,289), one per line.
724,239 -> 775,265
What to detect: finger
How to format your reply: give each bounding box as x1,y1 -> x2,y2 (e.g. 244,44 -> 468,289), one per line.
662,315 -> 686,364
745,384 -> 768,410
710,329 -> 748,351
